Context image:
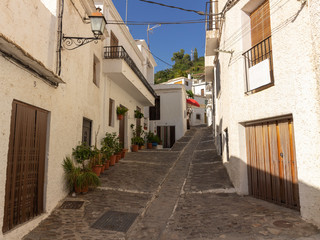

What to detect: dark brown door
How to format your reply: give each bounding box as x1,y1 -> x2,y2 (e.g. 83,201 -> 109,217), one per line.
119,105 -> 126,147
3,101 -> 48,233
246,119 -> 299,210
170,126 -> 176,148
136,107 -> 141,137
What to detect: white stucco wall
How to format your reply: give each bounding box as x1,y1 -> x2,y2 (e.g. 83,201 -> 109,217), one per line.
149,85 -> 187,143
0,0 -> 155,238
212,0 -> 320,227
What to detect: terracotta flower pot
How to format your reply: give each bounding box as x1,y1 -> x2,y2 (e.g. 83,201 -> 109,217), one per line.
115,153 -> 121,163
105,160 -> 110,170
121,149 -> 128,158
101,164 -> 105,173
117,114 -> 123,120
110,155 -> 116,166
147,143 -> 152,149
132,144 -> 139,152
75,184 -> 89,194
92,165 -> 102,177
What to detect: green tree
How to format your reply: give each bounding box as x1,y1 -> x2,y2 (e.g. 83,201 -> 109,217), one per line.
193,48 -> 198,62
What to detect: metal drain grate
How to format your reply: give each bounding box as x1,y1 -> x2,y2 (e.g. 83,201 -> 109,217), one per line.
60,201 -> 84,209
91,211 -> 139,232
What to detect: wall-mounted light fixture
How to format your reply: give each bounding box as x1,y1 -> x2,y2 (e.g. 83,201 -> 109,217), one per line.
63,9 -> 107,50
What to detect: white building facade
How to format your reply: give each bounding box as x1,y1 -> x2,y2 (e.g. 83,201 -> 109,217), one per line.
147,84 -> 188,148
0,0 -> 156,238
206,0 -> 320,227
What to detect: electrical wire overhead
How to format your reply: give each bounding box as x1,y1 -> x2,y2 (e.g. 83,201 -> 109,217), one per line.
106,19 -> 206,26
138,0 -> 206,16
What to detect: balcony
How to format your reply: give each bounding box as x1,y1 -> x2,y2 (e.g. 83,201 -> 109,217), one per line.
205,1 -> 221,56
243,36 -> 274,93
103,46 -> 157,106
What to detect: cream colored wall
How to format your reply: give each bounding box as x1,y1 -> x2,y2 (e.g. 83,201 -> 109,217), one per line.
0,0 -> 154,238
0,0 -> 58,70
213,0 -> 320,226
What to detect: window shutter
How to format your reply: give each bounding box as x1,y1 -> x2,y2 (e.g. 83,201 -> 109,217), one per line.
250,0 -> 271,47
150,96 -> 160,120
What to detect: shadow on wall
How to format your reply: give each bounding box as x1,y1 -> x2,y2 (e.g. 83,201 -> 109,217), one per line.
224,155 -> 320,228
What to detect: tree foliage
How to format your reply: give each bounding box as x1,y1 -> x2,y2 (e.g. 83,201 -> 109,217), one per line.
155,48 -> 204,84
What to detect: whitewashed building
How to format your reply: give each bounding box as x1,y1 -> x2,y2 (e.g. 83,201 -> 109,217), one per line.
191,79 -> 213,126
0,0 -> 156,238
206,0 -> 320,227
147,84 -> 188,148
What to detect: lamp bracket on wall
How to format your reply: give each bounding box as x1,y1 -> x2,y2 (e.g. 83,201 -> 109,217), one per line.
214,49 -> 234,54
62,35 -> 101,50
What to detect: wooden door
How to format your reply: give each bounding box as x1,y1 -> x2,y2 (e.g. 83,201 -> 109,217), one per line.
136,107 -> 141,137
3,101 -> 48,233
246,119 -> 300,210
119,105 -> 126,147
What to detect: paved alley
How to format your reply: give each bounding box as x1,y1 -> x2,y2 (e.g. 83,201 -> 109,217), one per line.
23,127 -> 320,240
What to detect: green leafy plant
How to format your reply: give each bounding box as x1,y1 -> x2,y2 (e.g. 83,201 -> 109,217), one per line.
116,106 -> 128,116
186,90 -> 194,99
134,110 -> 144,119
72,143 -> 92,169
152,135 -> 161,144
62,156 -> 100,192
101,132 -> 118,155
145,131 -> 154,143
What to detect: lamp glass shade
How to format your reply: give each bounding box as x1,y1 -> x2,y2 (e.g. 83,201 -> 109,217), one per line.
89,15 -> 107,36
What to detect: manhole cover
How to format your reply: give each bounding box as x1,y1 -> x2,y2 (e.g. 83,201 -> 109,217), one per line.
60,201 -> 84,209
273,220 -> 293,228
91,211 -> 139,232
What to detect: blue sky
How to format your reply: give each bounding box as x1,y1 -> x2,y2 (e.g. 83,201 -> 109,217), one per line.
112,0 -> 208,72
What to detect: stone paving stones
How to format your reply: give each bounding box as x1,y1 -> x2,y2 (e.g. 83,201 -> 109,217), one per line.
23,126 -> 320,240
184,162 -> 234,192
162,193 -> 319,240
193,149 -> 220,163
170,142 -> 188,151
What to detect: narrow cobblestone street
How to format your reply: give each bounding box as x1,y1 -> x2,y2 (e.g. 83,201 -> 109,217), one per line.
23,127 -> 320,240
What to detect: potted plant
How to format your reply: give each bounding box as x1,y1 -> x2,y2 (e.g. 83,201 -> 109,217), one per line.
116,106 -> 128,120
130,124 -> 139,152
131,136 -> 139,152
114,140 -> 122,163
101,145 -> 112,170
138,136 -> 145,150
134,109 -> 144,119
62,155 -> 100,194
152,135 -> 161,148
146,131 -> 154,149
101,132 -> 118,166
90,147 -> 103,177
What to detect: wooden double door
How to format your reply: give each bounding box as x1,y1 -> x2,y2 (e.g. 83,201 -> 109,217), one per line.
245,118 -> 300,210
157,126 -> 175,148
3,101 -> 48,232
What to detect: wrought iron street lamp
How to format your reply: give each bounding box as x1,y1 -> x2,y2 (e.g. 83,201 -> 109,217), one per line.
63,10 -> 107,50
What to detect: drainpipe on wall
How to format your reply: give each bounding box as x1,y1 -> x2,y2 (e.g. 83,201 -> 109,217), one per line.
56,0 -> 64,76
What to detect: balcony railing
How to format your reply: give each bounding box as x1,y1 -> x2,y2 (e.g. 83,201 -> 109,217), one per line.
243,36 -> 273,68
243,36 -> 274,92
205,1 -> 222,31
104,46 -> 157,98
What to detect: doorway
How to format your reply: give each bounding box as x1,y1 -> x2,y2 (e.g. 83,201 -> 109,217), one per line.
245,118 -> 300,210
3,101 -> 48,233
